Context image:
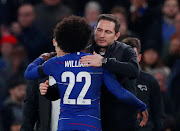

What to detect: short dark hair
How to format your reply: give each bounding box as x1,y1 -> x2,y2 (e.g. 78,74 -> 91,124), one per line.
122,37 -> 141,54
54,15 -> 92,53
97,14 -> 120,34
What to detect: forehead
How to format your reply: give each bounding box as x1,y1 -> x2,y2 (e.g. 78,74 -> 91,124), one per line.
19,5 -> 33,13
164,0 -> 178,6
97,19 -> 115,31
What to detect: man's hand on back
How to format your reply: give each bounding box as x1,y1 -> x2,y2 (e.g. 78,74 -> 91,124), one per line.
40,52 -> 57,61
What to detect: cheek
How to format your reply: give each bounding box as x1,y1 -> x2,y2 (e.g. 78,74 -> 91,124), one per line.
143,53 -> 153,64
106,35 -> 115,42
94,31 -> 100,39
151,53 -> 158,61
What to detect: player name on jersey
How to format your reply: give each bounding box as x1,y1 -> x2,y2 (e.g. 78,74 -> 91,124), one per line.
65,60 -> 87,67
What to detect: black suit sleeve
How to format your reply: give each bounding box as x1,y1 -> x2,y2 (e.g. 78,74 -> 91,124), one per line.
103,46 -> 140,79
20,80 -> 39,131
44,84 -> 60,101
150,76 -> 164,131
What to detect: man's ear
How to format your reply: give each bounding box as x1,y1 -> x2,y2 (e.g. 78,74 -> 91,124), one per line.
53,38 -> 58,46
115,32 -> 120,40
94,26 -> 97,35
138,54 -> 142,63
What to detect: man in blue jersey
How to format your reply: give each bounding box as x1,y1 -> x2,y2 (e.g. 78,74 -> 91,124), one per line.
24,15 -> 148,131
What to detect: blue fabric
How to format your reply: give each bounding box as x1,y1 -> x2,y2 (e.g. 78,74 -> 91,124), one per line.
25,52 -> 146,131
24,57 -> 44,79
0,58 -> 5,70
162,19 -> 175,45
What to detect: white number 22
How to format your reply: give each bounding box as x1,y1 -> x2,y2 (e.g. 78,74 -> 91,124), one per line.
61,71 -> 91,105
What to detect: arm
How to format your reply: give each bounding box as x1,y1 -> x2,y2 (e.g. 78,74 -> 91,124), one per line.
24,52 -> 57,80
39,79 -> 60,101
24,56 -> 56,80
103,69 -> 146,111
20,80 -> 39,131
103,69 -> 148,127
80,46 -> 140,78
150,76 -> 164,131
24,57 -> 44,79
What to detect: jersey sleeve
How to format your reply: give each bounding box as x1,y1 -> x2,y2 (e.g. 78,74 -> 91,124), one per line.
24,57 -> 55,80
24,57 -> 44,79
42,58 -> 56,76
103,69 -> 147,111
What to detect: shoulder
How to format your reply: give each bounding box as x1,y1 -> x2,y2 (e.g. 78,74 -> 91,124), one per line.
139,71 -> 154,79
43,56 -> 63,67
3,98 -> 14,107
115,41 -> 132,51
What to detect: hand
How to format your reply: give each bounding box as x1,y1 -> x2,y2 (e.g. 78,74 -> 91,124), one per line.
137,110 -> 148,127
39,80 -> 49,95
79,51 -> 103,67
40,52 -> 56,61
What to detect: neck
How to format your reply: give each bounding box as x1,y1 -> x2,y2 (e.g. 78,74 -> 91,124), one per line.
163,16 -> 174,25
10,95 -> 21,105
56,47 -> 68,57
57,51 -> 68,57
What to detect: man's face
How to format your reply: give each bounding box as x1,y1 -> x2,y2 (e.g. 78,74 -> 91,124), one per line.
0,43 -> 13,57
162,0 -> 179,19
86,9 -> 100,23
18,5 -> 35,28
143,49 -> 158,65
10,84 -> 27,102
94,20 -> 119,47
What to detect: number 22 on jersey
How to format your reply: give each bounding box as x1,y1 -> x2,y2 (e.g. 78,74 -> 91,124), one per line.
61,71 -> 91,105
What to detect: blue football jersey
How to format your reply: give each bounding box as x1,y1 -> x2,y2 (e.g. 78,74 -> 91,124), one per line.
25,52 -> 146,131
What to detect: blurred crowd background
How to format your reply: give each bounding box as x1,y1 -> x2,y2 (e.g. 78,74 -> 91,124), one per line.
0,0 -> 180,131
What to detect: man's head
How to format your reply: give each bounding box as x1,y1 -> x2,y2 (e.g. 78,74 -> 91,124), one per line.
94,14 -> 120,47
162,0 -> 179,19
53,15 -> 92,53
0,35 -> 17,57
122,37 -> 142,62
8,78 -> 27,103
18,4 -> 35,28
